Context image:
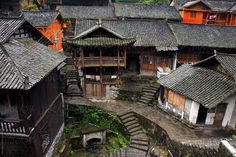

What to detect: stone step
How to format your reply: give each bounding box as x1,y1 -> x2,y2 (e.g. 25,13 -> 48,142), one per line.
126,123 -> 140,130
141,92 -> 156,97
131,138 -> 149,144
130,130 -> 145,137
128,127 -> 143,135
129,143 -> 148,152
141,94 -> 153,99
137,99 -> 149,104
119,112 -> 134,120
129,126 -> 143,133
122,116 -> 136,124
142,88 -> 157,94
130,141 -> 149,146
124,120 -> 139,128
140,96 -> 152,101
130,141 -> 148,147
137,102 -> 147,106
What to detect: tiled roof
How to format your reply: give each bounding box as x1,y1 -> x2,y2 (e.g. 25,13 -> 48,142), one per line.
23,11 -> 60,27
0,38 -> 66,90
75,19 -> 178,51
158,64 -> 235,108
56,5 -> 115,19
172,0 -> 236,11
168,23 -> 236,49
0,17 -> 25,43
114,3 -> 181,20
195,53 -> 236,81
57,4 -> 181,20
66,37 -> 136,47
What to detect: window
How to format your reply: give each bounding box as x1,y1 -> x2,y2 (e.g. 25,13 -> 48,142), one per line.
190,11 -> 197,18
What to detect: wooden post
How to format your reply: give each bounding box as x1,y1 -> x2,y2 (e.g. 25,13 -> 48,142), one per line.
99,48 -> 103,96
118,48 -> 120,67
205,13 -> 209,24
100,48 -> 102,66
81,48 -> 84,68
124,48 -> 127,68
226,14 -> 229,26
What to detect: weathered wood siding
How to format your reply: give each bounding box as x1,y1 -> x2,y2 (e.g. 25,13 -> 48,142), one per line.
140,49 -> 172,76
164,89 -> 186,111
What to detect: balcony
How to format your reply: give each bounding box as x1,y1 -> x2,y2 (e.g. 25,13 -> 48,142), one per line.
78,56 -> 126,68
0,94 -> 63,137
0,115 -> 32,136
85,75 -> 118,84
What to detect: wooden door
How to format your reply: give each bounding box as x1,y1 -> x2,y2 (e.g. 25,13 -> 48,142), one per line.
214,103 -> 227,126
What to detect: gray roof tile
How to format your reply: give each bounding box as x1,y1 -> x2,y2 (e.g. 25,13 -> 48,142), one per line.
114,3 -> 181,20
56,5 -> 115,19
168,22 -> 236,49
23,11 -> 59,27
75,19 -> 178,51
0,38 -> 66,90
158,64 -> 235,108
0,18 -> 24,43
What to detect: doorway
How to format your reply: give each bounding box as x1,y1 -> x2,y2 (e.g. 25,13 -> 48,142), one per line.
213,103 -> 227,126
197,105 -> 208,124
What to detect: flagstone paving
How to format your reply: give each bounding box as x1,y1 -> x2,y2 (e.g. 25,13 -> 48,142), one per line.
65,96 -> 228,149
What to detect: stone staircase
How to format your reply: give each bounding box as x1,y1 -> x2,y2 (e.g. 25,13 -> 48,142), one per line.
137,85 -> 160,106
106,112 -> 149,157
65,69 -> 82,96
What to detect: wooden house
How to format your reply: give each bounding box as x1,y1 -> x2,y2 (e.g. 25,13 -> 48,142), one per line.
168,22 -> 236,66
23,11 -> 66,51
57,3 -> 182,38
158,53 -> 236,128
0,16 -> 66,157
171,0 -> 236,26
64,18 -> 178,98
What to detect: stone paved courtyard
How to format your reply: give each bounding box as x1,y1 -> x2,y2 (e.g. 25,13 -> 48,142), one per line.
65,96 -> 229,149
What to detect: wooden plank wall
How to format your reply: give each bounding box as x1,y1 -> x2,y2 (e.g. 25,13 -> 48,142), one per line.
165,89 -> 186,111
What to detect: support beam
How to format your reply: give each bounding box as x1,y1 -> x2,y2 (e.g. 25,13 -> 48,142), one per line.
172,52 -> 177,70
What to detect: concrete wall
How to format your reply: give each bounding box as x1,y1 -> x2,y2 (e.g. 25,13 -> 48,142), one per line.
222,95 -> 236,127
188,101 -> 200,124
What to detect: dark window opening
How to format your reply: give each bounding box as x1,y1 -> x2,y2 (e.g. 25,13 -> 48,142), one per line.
197,105 -> 208,124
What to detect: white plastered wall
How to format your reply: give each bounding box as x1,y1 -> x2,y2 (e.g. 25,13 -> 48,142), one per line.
222,94 -> 236,127
187,99 -> 200,124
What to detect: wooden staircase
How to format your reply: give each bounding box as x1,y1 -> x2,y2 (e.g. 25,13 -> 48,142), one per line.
105,112 -> 150,157
137,85 -> 160,106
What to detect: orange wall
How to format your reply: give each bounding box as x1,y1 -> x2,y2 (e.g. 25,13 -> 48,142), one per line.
182,10 -> 204,24
181,3 -> 236,26
37,19 -> 63,51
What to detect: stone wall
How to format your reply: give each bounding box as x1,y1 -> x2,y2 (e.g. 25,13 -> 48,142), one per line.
132,112 -> 221,157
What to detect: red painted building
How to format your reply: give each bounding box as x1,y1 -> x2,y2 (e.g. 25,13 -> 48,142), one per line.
171,0 -> 236,26
170,0 -> 236,26
24,11 -> 66,51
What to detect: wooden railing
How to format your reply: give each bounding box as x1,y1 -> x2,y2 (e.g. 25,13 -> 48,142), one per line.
85,75 -> 118,84
0,118 -> 30,135
79,56 -> 125,67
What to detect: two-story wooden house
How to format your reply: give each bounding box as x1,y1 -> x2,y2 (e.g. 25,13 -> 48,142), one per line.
64,18 -> 179,98
158,53 -> 236,128
23,11 -> 66,51
171,0 -> 236,26
168,22 -> 236,66
65,21 -> 136,98
0,16 -> 66,157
